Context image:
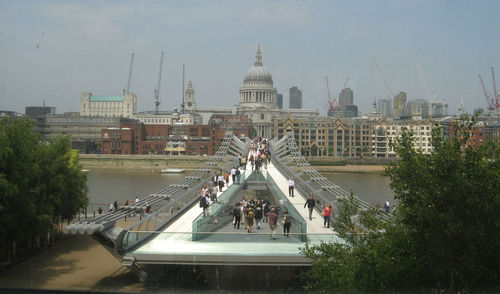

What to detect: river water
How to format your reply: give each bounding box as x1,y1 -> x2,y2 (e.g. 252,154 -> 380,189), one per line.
86,169 -> 395,210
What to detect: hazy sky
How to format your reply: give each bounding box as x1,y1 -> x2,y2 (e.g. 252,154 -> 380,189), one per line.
1,0 -> 499,116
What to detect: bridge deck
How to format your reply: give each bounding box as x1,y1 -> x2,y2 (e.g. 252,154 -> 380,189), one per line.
126,159 -> 343,266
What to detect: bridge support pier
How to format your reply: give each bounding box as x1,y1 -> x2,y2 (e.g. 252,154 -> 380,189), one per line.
122,257 -> 149,282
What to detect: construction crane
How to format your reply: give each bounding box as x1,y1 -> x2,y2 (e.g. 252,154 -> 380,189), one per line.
325,76 -> 339,116
125,52 -> 134,94
478,67 -> 500,112
479,74 -> 494,111
154,52 -> 164,114
372,58 -> 395,101
416,61 -> 432,101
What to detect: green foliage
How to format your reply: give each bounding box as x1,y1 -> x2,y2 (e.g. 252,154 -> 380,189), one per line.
0,118 -> 40,247
300,242 -> 358,293
0,118 -> 88,256
300,115 -> 500,293
301,192 -> 390,292
331,192 -> 359,246
384,115 -> 500,291
36,135 -> 88,223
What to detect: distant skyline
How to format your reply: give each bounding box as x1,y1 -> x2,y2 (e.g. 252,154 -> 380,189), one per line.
1,0 -> 499,116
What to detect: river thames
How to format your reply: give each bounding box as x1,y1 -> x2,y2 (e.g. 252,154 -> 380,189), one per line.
86,169 -> 395,210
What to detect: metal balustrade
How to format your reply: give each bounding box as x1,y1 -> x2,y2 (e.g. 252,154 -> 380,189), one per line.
64,132 -> 250,254
270,132 -> 393,224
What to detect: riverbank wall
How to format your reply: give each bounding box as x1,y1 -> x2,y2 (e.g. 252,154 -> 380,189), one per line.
79,154 -> 208,170
80,154 -> 389,173
308,157 -> 392,173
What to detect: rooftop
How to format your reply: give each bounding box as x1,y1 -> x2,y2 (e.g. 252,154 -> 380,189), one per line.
90,96 -> 124,102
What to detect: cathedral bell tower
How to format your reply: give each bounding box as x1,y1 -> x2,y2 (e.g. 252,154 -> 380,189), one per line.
184,80 -> 196,112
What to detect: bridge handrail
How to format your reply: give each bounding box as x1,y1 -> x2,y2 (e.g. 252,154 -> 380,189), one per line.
115,133 -> 250,254
270,133 -> 393,224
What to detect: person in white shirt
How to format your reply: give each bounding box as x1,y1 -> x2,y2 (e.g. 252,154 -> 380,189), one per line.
384,200 -> 390,214
230,167 -> 237,183
217,174 -> 225,191
288,177 -> 295,197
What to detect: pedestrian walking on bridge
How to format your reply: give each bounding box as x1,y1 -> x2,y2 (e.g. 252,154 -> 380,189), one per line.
233,203 -> 241,229
304,193 -> 316,221
322,204 -> 333,228
288,177 -> 295,197
267,208 -> 278,240
283,210 -> 292,237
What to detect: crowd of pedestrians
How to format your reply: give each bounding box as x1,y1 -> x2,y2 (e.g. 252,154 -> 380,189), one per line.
198,159 -> 247,216
247,137 -> 271,171
231,198 -> 287,239
195,136 -> 340,239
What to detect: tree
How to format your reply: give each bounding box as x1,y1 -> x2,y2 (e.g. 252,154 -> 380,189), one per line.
384,115 -> 500,291
300,192 -> 388,292
36,136 -> 88,230
300,115 -> 500,292
0,118 -> 41,258
0,118 -> 88,262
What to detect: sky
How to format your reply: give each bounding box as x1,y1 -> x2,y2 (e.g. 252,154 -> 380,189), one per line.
0,0 -> 499,116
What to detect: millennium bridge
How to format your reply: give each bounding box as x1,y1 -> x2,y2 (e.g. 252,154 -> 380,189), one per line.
64,132 -> 391,285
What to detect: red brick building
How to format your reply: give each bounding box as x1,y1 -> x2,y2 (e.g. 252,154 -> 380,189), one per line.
101,127 -> 134,154
208,114 -> 251,139
101,114 -> 251,155
447,122 -> 487,149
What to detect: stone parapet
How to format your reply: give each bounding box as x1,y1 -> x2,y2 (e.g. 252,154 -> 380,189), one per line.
79,154 -> 207,170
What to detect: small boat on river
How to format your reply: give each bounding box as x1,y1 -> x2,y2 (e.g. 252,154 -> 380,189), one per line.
160,168 -> 185,173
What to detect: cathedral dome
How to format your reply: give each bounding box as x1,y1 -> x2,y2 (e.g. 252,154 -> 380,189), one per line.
242,44 -> 273,86
244,66 -> 273,84
239,44 -> 277,110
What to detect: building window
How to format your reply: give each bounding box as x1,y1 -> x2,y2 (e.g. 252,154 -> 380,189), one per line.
202,128 -> 210,137
189,127 -> 198,136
